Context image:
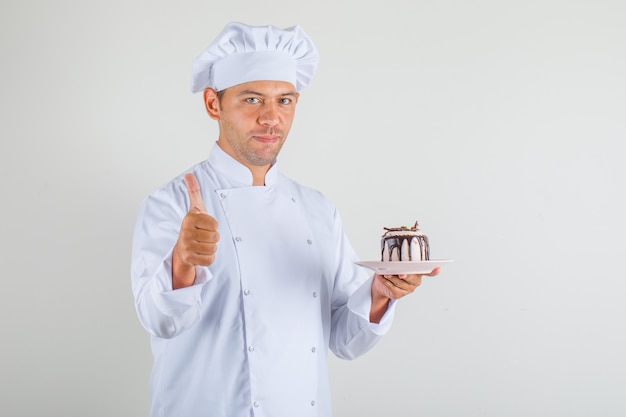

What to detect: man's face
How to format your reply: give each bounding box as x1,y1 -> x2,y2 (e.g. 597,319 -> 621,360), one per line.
206,80 -> 299,169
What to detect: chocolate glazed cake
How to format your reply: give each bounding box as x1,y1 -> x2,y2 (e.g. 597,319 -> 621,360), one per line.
381,221 -> 430,262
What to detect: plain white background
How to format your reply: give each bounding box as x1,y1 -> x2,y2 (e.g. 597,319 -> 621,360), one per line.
1,0 -> 625,416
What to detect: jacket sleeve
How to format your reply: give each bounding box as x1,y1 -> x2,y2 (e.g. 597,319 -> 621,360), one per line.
130,180 -> 212,339
327,209 -> 398,360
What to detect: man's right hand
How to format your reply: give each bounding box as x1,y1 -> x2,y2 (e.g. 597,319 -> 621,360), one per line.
172,173 -> 220,289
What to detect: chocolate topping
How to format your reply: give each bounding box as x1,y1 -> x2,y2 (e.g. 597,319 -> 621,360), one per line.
381,220 -> 430,261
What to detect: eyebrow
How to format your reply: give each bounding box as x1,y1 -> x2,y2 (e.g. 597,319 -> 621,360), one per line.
237,89 -> 298,97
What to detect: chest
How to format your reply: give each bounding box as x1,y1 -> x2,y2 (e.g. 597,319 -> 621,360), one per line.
210,185 -> 324,300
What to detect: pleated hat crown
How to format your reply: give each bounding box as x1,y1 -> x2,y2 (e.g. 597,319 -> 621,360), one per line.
191,22 -> 319,93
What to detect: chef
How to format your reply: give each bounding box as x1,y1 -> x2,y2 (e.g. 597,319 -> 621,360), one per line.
131,21 -> 436,417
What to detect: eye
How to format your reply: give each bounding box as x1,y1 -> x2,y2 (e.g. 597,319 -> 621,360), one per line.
279,98 -> 292,105
245,97 -> 260,104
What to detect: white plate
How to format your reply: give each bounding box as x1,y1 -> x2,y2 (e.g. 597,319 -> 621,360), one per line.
355,259 -> 454,275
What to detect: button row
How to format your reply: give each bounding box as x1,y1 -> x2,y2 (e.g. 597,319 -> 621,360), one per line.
251,400 -> 315,408
247,346 -> 316,353
220,193 -> 300,205
233,237 -> 312,244
242,289 -> 318,298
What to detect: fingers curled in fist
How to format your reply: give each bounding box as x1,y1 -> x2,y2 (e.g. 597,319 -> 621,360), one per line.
175,173 -> 220,269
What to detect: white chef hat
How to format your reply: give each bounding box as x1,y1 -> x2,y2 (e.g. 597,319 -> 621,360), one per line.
190,22 -> 319,93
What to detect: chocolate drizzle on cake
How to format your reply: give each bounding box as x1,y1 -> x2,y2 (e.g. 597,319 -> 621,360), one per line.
381,221 -> 430,261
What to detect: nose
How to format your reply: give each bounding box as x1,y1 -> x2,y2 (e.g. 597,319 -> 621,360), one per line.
258,102 -> 279,127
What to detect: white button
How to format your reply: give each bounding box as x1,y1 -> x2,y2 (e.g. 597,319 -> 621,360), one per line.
291,197 -> 296,202
311,347 -> 316,353
307,239 -> 313,244
235,237 -> 242,242
311,400 -> 315,406
243,289 -> 250,296
312,292 -> 317,298
253,401 -> 260,407
220,193 -> 226,199
248,346 -> 254,352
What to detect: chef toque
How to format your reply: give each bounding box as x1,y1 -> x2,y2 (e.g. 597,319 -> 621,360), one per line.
190,22 -> 319,93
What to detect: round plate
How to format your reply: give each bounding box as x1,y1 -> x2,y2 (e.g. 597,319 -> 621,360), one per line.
355,259 -> 454,274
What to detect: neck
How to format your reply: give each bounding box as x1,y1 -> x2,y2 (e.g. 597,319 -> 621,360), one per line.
250,166 -> 268,186
215,140 -> 271,186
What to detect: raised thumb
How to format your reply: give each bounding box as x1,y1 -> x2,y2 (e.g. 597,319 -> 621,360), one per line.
183,173 -> 207,213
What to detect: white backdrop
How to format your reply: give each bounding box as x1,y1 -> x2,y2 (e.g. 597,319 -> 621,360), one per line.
1,0 -> 625,416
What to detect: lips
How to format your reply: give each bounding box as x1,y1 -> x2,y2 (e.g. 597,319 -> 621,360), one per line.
252,132 -> 282,143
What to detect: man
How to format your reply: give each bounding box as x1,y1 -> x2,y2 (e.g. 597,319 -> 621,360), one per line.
131,22 -> 438,417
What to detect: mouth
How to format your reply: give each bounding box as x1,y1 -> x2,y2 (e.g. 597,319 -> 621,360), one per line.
252,134 -> 281,144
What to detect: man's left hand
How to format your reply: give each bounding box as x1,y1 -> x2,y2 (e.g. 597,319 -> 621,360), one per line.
372,267 -> 440,300
369,267 -> 440,323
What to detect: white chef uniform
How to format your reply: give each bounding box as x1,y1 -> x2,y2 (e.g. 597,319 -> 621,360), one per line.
131,143 -> 397,417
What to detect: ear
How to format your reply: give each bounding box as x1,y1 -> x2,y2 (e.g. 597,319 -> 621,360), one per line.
203,88 -> 221,120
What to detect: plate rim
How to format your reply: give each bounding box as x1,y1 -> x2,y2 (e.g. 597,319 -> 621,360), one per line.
355,259 -> 454,274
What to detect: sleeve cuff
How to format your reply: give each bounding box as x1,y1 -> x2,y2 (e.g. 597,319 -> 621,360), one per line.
150,249 -> 213,316
347,276 -> 397,335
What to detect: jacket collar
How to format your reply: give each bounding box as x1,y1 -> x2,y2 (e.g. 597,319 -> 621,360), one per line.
207,142 -> 278,187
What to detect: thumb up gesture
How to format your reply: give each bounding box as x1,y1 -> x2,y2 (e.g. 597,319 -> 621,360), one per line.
172,173 -> 220,289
